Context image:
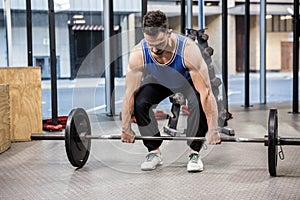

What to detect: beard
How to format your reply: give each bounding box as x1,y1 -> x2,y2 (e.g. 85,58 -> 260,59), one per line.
151,48 -> 165,55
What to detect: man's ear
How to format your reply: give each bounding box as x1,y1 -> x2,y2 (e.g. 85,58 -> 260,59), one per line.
167,29 -> 173,36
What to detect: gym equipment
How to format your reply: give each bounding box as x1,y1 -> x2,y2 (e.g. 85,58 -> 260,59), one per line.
31,108 -> 300,177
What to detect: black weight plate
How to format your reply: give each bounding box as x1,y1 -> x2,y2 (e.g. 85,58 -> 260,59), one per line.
268,109 -> 278,177
65,108 -> 91,168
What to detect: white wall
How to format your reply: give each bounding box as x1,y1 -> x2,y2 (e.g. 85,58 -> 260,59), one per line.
267,32 -> 291,70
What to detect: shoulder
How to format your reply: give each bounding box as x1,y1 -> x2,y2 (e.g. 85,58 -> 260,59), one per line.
183,38 -> 203,69
184,37 -> 200,52
128,42 -> 144,71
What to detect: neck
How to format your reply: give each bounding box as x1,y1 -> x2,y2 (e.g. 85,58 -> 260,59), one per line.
153,34 -> 176,58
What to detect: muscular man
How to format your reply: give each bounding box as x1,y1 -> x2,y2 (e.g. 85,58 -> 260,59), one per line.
121,10 -> 221,172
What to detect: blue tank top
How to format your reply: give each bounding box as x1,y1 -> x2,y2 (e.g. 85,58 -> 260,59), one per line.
141,33 -> 191,89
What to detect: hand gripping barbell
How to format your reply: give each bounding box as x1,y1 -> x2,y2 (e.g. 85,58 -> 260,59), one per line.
31,108 -> 300,177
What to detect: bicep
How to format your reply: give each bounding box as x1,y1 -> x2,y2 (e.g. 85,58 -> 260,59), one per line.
125,50 -> 144,95
184,42 -> 211,94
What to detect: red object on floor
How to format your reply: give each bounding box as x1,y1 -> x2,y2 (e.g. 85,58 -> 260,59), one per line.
181,105 -> 190,115
43,124 -> 63,131
154,110 -> 170,120
42,116 -> 68,131
131,116 -> 137,123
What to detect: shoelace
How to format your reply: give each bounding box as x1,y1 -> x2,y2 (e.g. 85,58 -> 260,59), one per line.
189,153 -> 199,163
146,153 -> 159,161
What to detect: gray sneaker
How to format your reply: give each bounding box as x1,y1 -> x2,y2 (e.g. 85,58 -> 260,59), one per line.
187,151 -> 203,172
141,150 -> 163,171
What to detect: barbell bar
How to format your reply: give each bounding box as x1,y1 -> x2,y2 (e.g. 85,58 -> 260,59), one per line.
31,133 -> 266,143
30,108 -> 299,177
31,131 -> 300,144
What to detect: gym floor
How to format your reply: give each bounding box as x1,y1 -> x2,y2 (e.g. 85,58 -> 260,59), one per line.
1,102 -> 300,200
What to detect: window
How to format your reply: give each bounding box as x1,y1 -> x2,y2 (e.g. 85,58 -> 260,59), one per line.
267,15 -> 293,32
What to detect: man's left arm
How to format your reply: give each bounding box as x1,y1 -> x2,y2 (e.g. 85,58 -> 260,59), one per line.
184,39 -> 221,144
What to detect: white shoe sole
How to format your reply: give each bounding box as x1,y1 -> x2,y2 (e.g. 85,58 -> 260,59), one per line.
187,164 -> 204,173
141,161 -> 163,171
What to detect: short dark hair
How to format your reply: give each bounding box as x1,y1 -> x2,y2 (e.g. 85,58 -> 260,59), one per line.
142,10 -> 169,36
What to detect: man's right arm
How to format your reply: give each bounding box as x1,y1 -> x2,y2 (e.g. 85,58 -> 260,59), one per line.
121,46 -> 144,143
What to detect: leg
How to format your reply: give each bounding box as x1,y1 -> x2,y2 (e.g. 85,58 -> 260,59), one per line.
134,83 -> 173,152
183,85 -> 208,152
182,84 -> 207,172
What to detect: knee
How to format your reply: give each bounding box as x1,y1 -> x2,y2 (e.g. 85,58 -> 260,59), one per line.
134,95 -> 154,117
134,96 -> 148,110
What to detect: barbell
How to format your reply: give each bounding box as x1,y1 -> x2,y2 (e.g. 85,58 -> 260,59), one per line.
31,108 -> 300,177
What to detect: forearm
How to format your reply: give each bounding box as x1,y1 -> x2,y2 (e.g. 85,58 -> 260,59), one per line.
121,94 -> 134,132
121,65 -> 142,132
202,90 -> 219,131
121,93 -> 136,143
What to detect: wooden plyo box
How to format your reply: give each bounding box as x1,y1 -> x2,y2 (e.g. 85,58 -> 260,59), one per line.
0,84 -> 11,153
0,67 -> 42,141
